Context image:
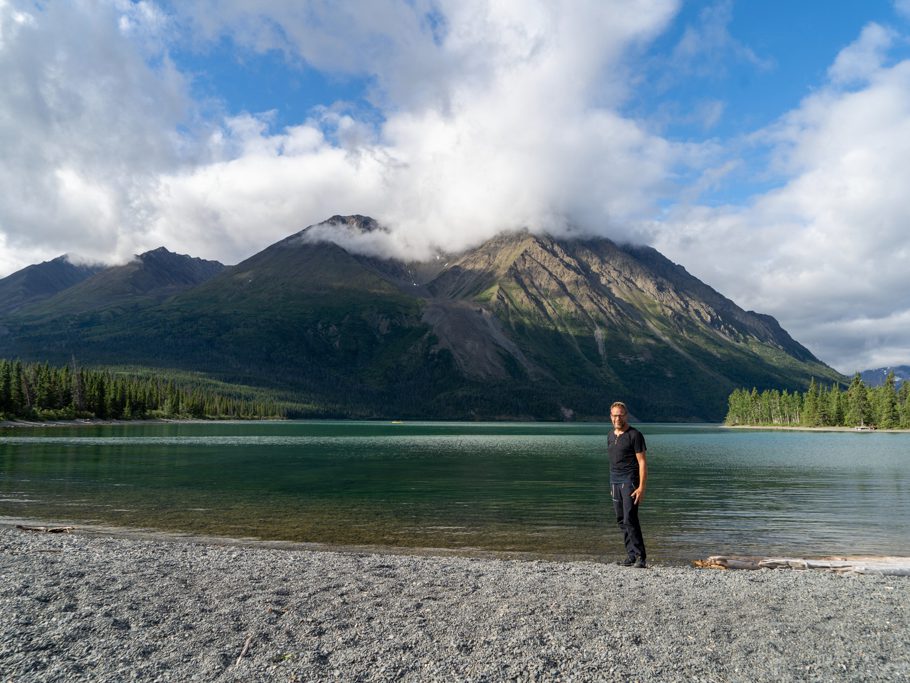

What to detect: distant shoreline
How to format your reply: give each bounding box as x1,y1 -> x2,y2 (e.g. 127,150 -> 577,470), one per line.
723,424 -> 910,433
0,418 -> 258,429
4,419 -> 908,432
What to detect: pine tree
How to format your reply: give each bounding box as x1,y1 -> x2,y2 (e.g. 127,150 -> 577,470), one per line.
748,388 -> 760,423
0,360 -> 11,414
874,372 -> 899,429
802,378 -> 819,427
898,381 -> 910,429
59,365 -> 73,409
11,361 -> 25,413
816,384 -> 831,426
845,374 -> 870,427
94,374 -> 108,419
725,388 -> 745,425
828,384 -> 844,426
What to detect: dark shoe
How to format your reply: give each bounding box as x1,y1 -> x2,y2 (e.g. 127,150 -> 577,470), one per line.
616,556 -> 636,567
633,557 -> 647,569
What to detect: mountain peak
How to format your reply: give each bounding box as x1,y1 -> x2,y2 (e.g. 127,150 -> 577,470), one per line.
134,247 -> 223,276
132,247 -> 224,281
290,215 -> 386,242
139,246 -> 173,257
276,214 -> 403,262
0,254 -> 105,315
4,248 -> 225,317
321,215 -> 383,234
860,365 -> 910,387
137,246 -> 202,261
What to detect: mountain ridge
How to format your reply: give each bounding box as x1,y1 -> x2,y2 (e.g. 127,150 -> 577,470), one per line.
860,366 -> 909,388
17,248 -> 225,317
0,255 -> 104,315
0,217 -> 843,421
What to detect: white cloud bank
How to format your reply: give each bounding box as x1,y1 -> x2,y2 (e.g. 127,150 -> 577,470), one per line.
147,0 -> 684,261
0,0 -> 197,265
1,0 -> 687,264
1,2 -> 909,372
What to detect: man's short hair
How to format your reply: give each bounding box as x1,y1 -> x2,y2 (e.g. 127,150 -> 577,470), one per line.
610,401 -> 628,414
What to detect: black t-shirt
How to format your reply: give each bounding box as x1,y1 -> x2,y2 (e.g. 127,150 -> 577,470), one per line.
607,426 -> 646,479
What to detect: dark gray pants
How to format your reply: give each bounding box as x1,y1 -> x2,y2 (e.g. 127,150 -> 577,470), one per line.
611,479 -> 646,561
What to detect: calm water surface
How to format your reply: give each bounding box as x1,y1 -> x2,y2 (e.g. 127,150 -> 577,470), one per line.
1,421 -> 908,564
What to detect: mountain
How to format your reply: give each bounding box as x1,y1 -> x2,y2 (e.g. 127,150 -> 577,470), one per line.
0,255 -> 103,315
860,366 -> 910,388
421,231 -> 839,419
0,216 -> 843,421
17,247 -> 225,317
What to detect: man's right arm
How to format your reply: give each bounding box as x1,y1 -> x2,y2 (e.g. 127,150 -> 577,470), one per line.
632,451 -> 647,504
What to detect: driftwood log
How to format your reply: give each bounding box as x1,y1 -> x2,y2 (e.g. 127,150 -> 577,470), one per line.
235,635 -> 253,667
695,555 -> 910,576
15,525 -> 75,534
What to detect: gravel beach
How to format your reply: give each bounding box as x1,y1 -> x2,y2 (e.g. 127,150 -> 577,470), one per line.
1,526 -> 908,682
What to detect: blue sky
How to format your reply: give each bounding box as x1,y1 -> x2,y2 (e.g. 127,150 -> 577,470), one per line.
1,0 -> 909,373
640,1 -> 910,203
647,1 -> 906,134
173,36 -> 378,132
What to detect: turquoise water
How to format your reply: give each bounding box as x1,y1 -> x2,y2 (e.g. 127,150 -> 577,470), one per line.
1,421 -> 908,564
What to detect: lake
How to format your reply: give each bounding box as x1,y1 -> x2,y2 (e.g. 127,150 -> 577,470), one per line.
1,421 -> 908,564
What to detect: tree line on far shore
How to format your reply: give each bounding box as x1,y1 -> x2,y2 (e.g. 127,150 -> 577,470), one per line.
725,372 -> 910,428
0,358 -> 289,421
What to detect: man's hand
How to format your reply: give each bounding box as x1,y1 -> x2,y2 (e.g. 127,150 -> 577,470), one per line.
631,486 -> 645,505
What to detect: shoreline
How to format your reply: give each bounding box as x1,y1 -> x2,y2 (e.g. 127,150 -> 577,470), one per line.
5,417 -> 910,432
0,417 -> 278,429
723,424 -> 910,433
6,519 -> 909,574
0,518 -> 603,565
2,525 -> 907,681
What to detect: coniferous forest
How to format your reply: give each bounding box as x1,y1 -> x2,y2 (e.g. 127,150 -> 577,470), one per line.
725,373 -> 910,429
0,358 -> 294,421
7,356 -> 910,428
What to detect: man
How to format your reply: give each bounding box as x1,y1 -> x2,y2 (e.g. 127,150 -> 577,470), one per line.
608,401 -> 647,568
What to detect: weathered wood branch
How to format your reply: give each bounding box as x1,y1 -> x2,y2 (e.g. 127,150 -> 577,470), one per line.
695,555 -> 910,576
15,525 -> 75,534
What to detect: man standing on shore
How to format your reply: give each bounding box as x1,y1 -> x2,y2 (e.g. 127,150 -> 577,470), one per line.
608,401 -> 648,568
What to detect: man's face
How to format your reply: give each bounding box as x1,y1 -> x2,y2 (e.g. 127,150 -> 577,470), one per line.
611,409 -> 627,430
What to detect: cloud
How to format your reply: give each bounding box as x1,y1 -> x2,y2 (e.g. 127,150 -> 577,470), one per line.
145,114 -> 394,262
0,0 -> 688,272
0,0 -> 201,270
802,309 -> 910,375
670,0 -> 773,77
827,22 -> 895,85
653,24 -> 910,373
142,0 -> 685,261
176,0 -> 455,111
297,217 -> 405,261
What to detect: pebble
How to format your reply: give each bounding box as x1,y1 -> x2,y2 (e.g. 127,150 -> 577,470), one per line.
0,526 -> 908,681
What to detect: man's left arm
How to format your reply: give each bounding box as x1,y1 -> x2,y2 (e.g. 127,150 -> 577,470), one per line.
632,451 -> 647,504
